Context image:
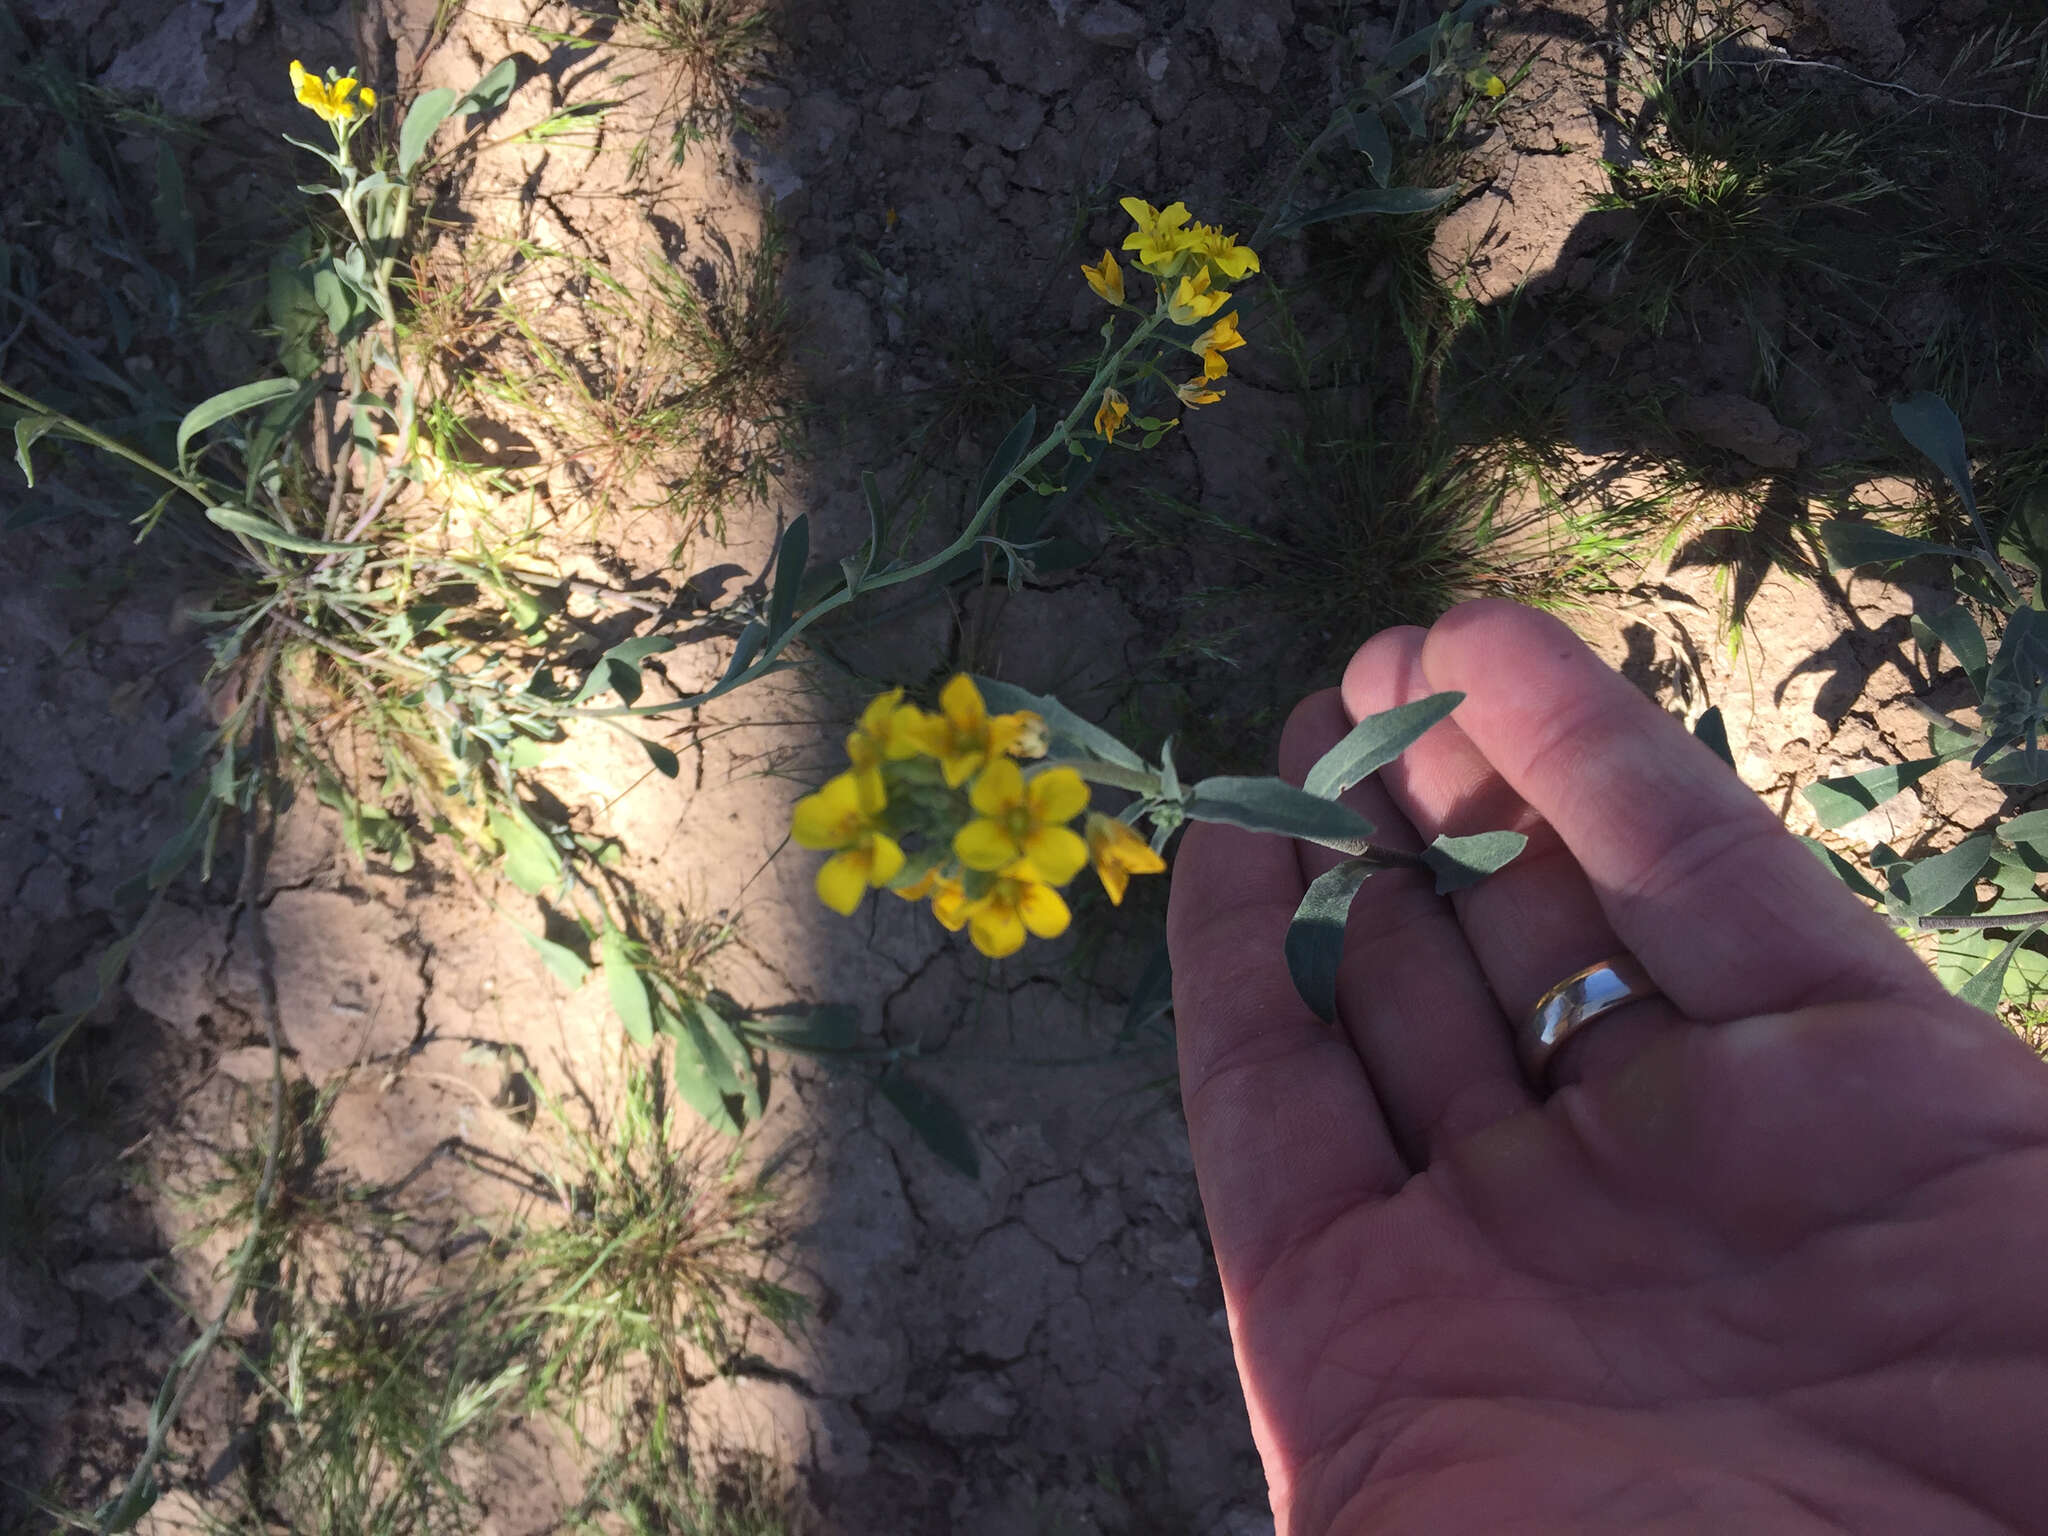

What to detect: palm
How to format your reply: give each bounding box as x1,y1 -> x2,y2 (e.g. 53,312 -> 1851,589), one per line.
1169,603 -> 2048,1535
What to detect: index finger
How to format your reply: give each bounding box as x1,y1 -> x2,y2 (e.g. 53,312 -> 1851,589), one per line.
1420,600 -> 1948,1020
1169,814 -> 1405,1297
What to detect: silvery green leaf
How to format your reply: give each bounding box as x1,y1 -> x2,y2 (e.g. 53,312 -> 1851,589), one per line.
743,1004 -> 860,1054
1913,605 -> 1989,698
455,57 -> 520,116
175,377 -> 300,473
1285,856 -> 1382,1023
765,514 -> 809,640
1303,692 -> 1463,799
1693,706 -> 1734,770
1799,835 -> 1884,904
975,406 -> 1037,513
1420,829 -> 1528,894
599,922 -> 653,1046
1816,519 -> 1971,572
570,635 -> 679,706
1885,835 -> 1994,917
1891,392 -> 1978,523
1185,776 -> 1375,846
973,676 -> 1144,769
399,86 -> 458,174
1956,924 -> 2042,1012
1802,756 -> 1956,829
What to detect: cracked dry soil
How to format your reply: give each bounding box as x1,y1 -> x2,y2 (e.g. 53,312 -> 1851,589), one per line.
7,0 -> 2048,1531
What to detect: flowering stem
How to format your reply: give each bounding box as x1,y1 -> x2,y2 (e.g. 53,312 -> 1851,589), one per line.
578,307 -> 1172,720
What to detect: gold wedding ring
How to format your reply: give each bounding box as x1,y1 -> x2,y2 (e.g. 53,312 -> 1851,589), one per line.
1520,956 -> 1661,1081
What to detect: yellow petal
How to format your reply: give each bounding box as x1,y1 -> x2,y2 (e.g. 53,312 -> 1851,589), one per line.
867,834 -> 905,887
954,818 -> 1022,872
1025,767 -> 1089,825
853,764 -> 887,817
859,687 -> 906,740
939,674 -> 986,733
357,85 -> 377,109
895,869 -> 939,902
1016,881 -> 1071,940
816,851 -> 870,916
931,878 -> 970,931
969,904 -> 1026,958
1096,855 -> 1130,905
1118,195 -> 1156,225
883,704 -> 929,758
1019,825 -> 1089,887
939,747 -> 985,788
790,773 -> 860,849
969,758 -> 1026,818
1082,248 -> 1125,306
289,59 -> 308,91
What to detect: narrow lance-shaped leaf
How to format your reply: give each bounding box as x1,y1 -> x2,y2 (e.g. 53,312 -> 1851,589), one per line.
1285,856 -> 1383,1023
398,86 -> 458,174
1185,775 -> 1376,848
1885,835 -> 1994,918
175,377 -> 301,473
1271,185 -> 1457,237
664,1007 -> 740,1132
1816,520 -> 1971,573
764,514 -> 809,641
1692,706 -> 1735,770
974,406 -> 1038,514
13,414 -> 60,486
1892,392 -> 1979,525
1913,605 -> 1989,698
1802,756 -> 1954,830
1303,692 -> 1463,799
206,505 -> 364,555
743,1004 -> 860,1054
515,924 -> 590,988
1420,830 -> 1528,894
1799,835 -> 1884,904
598,922 -> 654,1046
974,676 -> 1145,770
570,635 -> 679,705
1955,924 -> 2043,1012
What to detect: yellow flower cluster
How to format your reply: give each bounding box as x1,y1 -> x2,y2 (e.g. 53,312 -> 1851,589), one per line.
290,59 -> 376,123
1080,198 -> 1260,434
790,677 -> 1166,958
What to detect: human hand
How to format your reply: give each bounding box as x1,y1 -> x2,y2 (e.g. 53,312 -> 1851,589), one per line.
1168,600 -> 2048,1534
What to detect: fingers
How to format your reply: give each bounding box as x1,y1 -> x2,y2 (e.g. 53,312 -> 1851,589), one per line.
1277,689 -> 1532,1158
1342,628 -> 1690,1086
1418,600 -> 1949,1020
1168,816 -> 1406,1294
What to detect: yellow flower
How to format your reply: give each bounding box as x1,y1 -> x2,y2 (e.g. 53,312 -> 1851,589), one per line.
1166,269 -> 1229,326
895,867 -> 971,927
1175,376 -> 1224,407
954,760 -> 1090,883
1186,222 -> 1261,282
1483,74 -> 1507,98
1085,812 -> 1168,905
1119,196 -> 1194,274
1081,248 -> 1125,306
907,675 -> 1045,788
1094,386 -> 1130,444
962,875 -> 1071,958
846,686 -> 925,812
790,772 -> 905,916
1191,311 -> 1245,380
289,60 -> 375,122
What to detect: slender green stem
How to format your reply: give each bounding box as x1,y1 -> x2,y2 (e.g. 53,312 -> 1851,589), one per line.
580,304 -> 1172,720
1911,910 -> 2048,932
0,382 -> 213,503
